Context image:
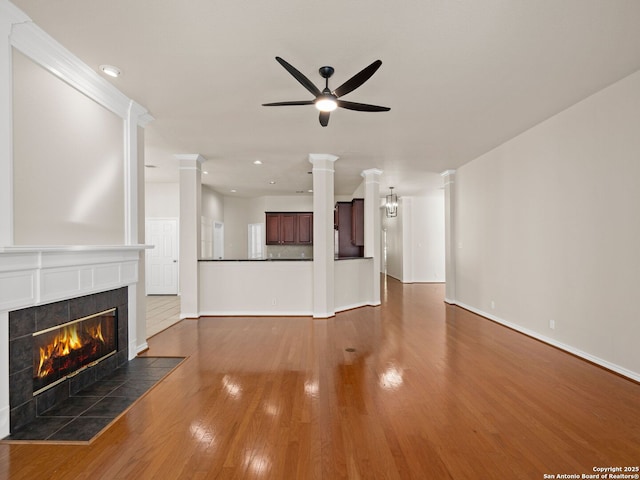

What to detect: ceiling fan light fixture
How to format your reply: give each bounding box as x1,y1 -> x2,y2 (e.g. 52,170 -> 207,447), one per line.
315,96 -> 338,112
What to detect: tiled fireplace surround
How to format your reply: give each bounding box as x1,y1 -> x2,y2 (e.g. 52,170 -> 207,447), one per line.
8,287 -> 129,432
0,246 -> 145,438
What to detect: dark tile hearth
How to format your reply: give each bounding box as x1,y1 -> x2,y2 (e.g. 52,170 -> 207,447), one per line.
2,356 -> 184,443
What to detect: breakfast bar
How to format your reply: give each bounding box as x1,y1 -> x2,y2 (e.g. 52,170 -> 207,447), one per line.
198,257 -> 374,317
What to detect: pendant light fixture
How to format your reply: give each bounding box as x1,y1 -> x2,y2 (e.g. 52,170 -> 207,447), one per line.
386,187 -> 398,218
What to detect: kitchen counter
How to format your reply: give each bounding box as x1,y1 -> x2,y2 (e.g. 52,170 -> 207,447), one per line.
199,258 -> 312,261
335,256 -> 373,261
198,255 -> 375,316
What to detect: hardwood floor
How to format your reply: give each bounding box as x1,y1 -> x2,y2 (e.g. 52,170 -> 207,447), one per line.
2,278 -> 639,479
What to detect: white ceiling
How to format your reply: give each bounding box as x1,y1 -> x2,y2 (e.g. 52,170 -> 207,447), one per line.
12,0 -> 640,197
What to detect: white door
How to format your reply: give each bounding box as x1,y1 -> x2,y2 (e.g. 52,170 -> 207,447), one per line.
213,221 -> 224,260
201,217 -> 213,259
146,218 -> 179,294
248,223 -> 264,259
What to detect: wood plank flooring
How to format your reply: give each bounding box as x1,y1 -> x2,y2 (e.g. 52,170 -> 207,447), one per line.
2,277 -> 639,479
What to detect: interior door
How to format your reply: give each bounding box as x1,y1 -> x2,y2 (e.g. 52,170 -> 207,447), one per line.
213,221 -> 224,260
145,218 -> 179,295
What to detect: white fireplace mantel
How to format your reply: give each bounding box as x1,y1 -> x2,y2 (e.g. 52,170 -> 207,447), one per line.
0,244 -> 151,438
0,245 -> 150,311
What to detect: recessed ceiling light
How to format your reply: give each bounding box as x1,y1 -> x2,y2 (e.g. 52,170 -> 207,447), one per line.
269,181 -> 276,185
99,64 -> 121,78
308,189 -> 313,193
203,171 -> 209,174
230,189 -> 237,193
253,160 -> 263,165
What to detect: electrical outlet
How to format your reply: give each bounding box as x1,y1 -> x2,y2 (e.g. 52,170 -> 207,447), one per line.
549,319 -> 555,330
490,300 -> 495,309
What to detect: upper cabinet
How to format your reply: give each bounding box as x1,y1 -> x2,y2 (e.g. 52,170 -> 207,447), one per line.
334,198 -> 364,257
266,212 -> 313,245
351,198 -> 364,247
297,213 -> 313,245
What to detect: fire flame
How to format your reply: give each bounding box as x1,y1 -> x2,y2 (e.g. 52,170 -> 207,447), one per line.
36,322 -> 106,379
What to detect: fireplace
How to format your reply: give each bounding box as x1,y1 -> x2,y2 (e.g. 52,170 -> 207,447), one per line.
33,309 -> 118,396
7,287 -> 129,433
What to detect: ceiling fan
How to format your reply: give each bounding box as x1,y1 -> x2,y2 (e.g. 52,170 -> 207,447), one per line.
262,57 -> 390,127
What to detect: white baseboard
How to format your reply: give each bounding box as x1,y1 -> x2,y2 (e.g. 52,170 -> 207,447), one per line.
136,342 -> 149,355
197,310 -> 313,318
335,301 -> 374,313
450,300 -> 640,383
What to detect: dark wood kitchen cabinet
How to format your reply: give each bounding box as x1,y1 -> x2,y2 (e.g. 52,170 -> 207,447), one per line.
351,198 -> 364,247
334,199 -> 364,257
265,212 -> 313,245
297,213 -> 313,245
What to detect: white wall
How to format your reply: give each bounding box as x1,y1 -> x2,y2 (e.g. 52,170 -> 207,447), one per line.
145,182 -> 179,217
406,194 -> 445,282
199,261 -> 313,315
454,69 -> 640,379
145,183 -> 224,221
383,193 -> 445,283
263,195 -> 313,212
202,185 -> 224,221
383,207 -> 402,280
335,258 -> 374,311
13,49 -> 125,245
223,196 -> 251,259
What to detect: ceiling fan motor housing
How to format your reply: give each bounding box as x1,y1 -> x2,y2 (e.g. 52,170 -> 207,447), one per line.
319,66 -> 335,79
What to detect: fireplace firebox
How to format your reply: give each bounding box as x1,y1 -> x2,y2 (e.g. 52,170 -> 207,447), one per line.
8,287 -> 129,434
32,309 -> 118,395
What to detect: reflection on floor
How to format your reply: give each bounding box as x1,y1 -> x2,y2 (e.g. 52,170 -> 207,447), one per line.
3,357 -> 184,443
146,295 -> 180,338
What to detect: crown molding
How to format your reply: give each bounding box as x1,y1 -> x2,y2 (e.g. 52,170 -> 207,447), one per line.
10,20 -> 151,125
308,153 -> 339,163
0,0 -> 29,24
175,154 -> 206,164
128,100 -> 154,127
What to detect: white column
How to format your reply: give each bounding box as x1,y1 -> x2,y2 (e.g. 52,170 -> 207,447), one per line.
441,170 -> 456,303
0,3 -> 28,246
124,101 -> 152,245
309,153 -> 338,318
177,154 -> 205,318
401,196 -> 413,284
0,6 -> 27,436
126,104 -> 153,356
361,168 -> 383,305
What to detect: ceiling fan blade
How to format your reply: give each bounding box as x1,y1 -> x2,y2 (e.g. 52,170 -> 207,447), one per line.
333,60 -> 382,98
275,57 -> 321,97
262,101 -> 315,106
337,100 -> 390,112
319,111 -> 330,127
